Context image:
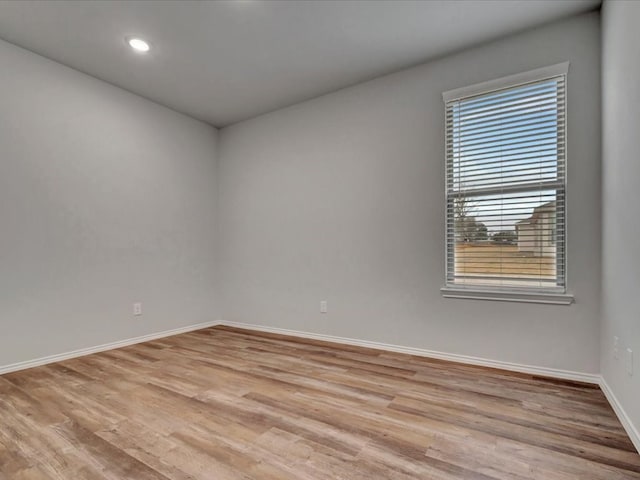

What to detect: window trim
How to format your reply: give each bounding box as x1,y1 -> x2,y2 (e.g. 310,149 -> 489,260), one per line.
441,63 -> 573,305
442,62 -> 570,103
440,287 -> 574,305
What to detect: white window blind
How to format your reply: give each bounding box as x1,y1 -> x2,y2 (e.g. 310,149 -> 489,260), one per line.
444,67 -> 567,293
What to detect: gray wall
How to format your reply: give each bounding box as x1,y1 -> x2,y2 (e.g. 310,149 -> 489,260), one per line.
218,12 -> 602,374
601,0 -> 640,435
0,39 -> 219,367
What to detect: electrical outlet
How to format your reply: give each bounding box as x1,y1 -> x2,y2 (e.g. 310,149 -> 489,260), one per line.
614,336 -> 620,360
320,300 -> 328,314
627,348 -> 634,376
133,302 -> 142,316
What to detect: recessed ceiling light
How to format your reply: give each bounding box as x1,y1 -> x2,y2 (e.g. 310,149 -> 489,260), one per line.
126,36 -> 151,53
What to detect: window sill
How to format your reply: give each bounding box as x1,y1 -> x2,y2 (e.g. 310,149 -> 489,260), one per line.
440,287 -> 574,305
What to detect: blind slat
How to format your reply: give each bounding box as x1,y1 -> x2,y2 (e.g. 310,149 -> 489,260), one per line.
447,135 -> 563,157
448,98 -> 566,125
447,120 -> 565,142
454,81 -> 565,112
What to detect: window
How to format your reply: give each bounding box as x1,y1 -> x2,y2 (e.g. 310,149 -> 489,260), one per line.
441,63 -> 573,304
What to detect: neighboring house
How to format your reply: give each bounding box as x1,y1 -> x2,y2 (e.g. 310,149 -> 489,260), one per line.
515,201 -> 556,256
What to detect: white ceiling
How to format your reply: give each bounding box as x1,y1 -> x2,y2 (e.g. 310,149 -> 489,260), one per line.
0,0 -> 600,127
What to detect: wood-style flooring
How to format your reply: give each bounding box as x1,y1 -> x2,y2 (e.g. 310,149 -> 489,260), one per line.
1,325 -> 639,479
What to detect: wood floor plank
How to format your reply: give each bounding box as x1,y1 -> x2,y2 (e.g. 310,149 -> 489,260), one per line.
1,325 -> 639,479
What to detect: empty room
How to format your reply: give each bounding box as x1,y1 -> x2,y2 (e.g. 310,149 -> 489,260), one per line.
1,0 -> 639,478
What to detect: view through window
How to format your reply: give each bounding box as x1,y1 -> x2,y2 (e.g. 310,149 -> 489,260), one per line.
445,73 -> 566,291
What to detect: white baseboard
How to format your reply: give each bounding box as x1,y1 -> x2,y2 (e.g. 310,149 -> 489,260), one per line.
599,378 -> 640,454
0,320 -> 222,376
2,318 -> 637,454
0,318 -> 601,386
219,321 -> 640,453
219,320 -> 601,385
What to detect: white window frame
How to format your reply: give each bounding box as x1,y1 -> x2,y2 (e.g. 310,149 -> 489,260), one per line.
440,63 -> 574,305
